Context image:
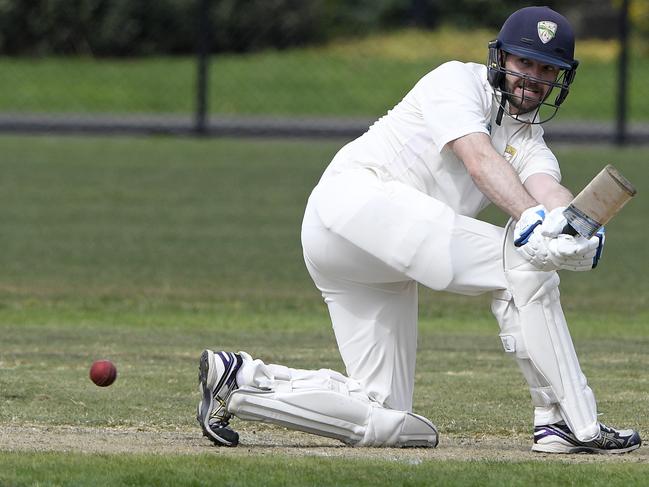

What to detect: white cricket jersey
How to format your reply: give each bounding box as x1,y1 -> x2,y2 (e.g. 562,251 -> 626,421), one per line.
323,61 -> 562,218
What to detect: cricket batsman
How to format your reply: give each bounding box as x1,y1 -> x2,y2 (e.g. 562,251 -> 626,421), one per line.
196,6 -> 642,453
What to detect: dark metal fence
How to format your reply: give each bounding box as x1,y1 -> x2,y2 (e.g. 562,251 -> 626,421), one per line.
0,0 -> 643,144
615,0 -> 630,144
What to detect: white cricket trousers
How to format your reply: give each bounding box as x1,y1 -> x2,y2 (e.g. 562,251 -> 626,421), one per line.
300,166 -> 507,412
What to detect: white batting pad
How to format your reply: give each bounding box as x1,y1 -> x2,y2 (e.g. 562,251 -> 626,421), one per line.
228,355 -> 438,447
493,220 -> 599,442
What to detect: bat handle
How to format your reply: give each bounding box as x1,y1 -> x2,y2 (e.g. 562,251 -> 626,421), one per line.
561,223 -> 578,236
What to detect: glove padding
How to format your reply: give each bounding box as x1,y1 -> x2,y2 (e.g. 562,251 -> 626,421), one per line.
548,233 -> 600,271
516,230 -> 599,272
513,204 -> 546,247
540,206 -> 569,238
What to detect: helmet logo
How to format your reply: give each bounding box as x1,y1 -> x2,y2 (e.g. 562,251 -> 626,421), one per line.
537,21 -> 558,44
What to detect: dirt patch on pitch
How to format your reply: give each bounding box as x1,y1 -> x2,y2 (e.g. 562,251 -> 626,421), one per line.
1,424 -> 647,463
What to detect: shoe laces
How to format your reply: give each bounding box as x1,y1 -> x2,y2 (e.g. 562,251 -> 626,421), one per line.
208,396 -> 231,425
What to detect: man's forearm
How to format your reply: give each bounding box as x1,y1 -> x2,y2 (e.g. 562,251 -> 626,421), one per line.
467,154 -> 537,219
538,188 -> 573,210
449,132 -> 537,219
523,173 -> 574,211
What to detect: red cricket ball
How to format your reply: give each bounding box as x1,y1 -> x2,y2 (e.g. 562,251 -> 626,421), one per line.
89,359 -> 117,387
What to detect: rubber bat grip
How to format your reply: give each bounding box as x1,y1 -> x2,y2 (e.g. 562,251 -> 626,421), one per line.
561,224 -> 578,236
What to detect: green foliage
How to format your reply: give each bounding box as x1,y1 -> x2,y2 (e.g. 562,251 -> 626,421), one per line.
0,0 -> 415,55
0,0 -> 196,56
411,0 -> 560,29
628,0 -> 649,50
212,0 -> 326,53
0,0 -> 619,56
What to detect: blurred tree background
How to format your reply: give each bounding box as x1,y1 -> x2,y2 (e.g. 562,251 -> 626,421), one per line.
0,0 -> 644,139
0,0 -> 626,56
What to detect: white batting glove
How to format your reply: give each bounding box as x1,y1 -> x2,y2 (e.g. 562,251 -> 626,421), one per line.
541,206 -> 605,269
518,230 -> 603,272
515,229 -> 556,271
513,204 -> 547,247
547,234 -> 599,271
514,205 -> 553,270
540,206 -> 568,237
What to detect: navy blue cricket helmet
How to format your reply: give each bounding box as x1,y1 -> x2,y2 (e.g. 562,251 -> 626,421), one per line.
488,6 -> 579,124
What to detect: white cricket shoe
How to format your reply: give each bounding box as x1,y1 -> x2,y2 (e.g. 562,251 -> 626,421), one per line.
532,421 -> 641,454
197,349 -> 243,447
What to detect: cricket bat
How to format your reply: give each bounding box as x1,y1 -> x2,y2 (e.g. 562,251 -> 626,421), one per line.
562,164 -> 637,238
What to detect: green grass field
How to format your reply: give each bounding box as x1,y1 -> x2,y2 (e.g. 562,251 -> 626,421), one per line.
1,28 -> 648,121
0,135 -> 648,485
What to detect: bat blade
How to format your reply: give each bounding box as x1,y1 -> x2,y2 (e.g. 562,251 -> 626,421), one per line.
562,164 -> 637,238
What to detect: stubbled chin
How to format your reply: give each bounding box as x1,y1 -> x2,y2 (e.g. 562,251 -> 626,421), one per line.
509,96 -> 541,115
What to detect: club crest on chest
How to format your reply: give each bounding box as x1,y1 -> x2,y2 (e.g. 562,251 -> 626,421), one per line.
503,144 -> 517,162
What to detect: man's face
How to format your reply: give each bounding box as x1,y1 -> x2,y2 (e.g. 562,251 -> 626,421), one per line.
503,54 -> 559,115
